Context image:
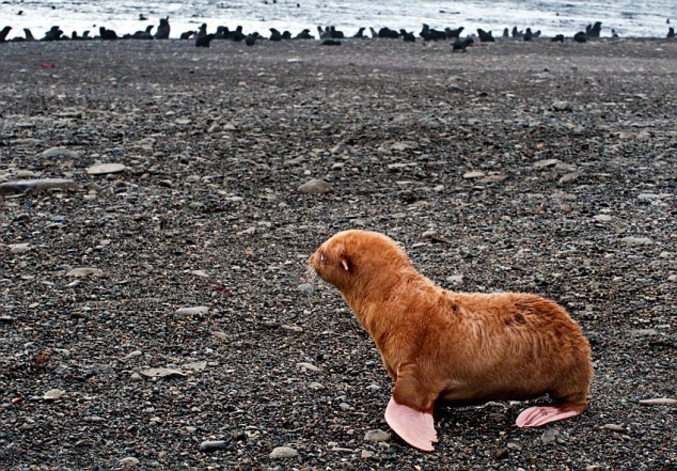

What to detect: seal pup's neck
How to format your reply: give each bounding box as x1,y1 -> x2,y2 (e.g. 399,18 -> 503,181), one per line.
341,258 -> 439,345
310,229 -> 442,345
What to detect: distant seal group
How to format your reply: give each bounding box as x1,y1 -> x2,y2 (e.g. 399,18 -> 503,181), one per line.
2,15 -> 675,49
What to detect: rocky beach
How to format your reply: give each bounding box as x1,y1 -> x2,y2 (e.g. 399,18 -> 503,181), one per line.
1,37 -> 676,470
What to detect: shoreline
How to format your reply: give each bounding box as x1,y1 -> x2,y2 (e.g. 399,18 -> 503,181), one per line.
2,36 -> 677,75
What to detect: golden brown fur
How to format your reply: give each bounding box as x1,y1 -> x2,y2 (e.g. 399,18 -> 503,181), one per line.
310,229 -> 592,414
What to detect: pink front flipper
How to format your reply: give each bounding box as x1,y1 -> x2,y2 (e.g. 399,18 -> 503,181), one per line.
516,405 -> 583,428
384,397 -> 438,451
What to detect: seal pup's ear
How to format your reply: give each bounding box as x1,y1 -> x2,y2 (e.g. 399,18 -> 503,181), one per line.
339,255 -> 350,271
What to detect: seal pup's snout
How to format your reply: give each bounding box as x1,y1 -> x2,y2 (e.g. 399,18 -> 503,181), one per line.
308,244 -> 335,286
308,246 -> 323,273
309,236 -> 355,293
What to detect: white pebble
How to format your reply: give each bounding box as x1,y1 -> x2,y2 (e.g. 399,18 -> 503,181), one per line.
269,446 -> 298,459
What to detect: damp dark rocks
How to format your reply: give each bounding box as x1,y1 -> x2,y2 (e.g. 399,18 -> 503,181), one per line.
1,39 -> 676,470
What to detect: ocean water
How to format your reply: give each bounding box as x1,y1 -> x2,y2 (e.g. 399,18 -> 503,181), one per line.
1,0 -> 675,40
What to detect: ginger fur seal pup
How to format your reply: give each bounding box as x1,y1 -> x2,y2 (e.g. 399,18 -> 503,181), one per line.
309,230 -> 593,451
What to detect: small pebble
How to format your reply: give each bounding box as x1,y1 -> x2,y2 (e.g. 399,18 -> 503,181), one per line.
559,171 -> 582,183
296,362 -> 321,372
637,193 -> 669,201
494,448 -> 509,459
298,178 -> 332,194
269,446 -> 298,459
506,440 -> 522,451
175,306 -> 209,317
91,363 -> 115,375
43,389 -> 65,401
601,424 -> 625,432
42,147 -> 79,159
533,158 -> 560,168
421,230 -> 438,238
199,440 -> 229,452
541,428 -> 559,443
621,236 -> 653,246
138,367 -> 186,379
183,361 -> 207,372
639,397 -> 677,406
463,170 -> 485,179
364,429 -> 391,442
119,457 -> 140,468
0,178 -> 79,196
87,163 -> 126,175
630,329 -> 658,337
298,283 -> 314,295
124,350 -> 143,360
66,267 -> 104,277
9,243 -> 31,254
552,100 -> 573,111
446,275 -> 463,284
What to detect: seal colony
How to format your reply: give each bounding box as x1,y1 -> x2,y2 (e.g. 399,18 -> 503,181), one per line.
2,17 -> 676,45
310,230 -> 593,452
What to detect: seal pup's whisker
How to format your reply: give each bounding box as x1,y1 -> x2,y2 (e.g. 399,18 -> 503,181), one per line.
304,262 -> 320,286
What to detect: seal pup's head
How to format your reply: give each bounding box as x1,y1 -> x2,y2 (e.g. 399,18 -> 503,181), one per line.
309,230 -> 411,292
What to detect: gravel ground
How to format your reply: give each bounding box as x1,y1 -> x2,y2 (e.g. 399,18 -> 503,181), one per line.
1,37 -> 676,470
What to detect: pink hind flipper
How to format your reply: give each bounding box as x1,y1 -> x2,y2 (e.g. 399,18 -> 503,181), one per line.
385,396 -> 438,451
516,404 -> 584,428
